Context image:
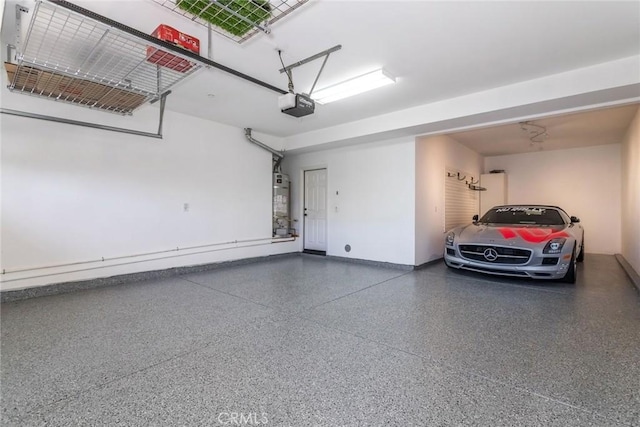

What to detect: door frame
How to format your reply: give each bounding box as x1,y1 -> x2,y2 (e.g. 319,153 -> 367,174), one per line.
302,166 -> 328,254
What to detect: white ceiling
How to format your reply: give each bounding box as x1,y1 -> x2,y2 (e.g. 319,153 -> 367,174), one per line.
447,103 -> 640,156
10,1 -> 640,154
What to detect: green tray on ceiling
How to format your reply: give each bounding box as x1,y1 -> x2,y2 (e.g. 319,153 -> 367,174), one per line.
177,0 -> 272,37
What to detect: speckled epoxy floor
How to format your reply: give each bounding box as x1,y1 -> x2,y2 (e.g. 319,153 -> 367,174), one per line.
2,254 -> 639,426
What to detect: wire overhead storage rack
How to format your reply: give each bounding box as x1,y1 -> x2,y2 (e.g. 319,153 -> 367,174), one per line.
6,0 -> 202,115
150,0 -> 309,43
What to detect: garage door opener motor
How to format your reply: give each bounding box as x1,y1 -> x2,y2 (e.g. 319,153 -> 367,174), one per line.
276,45 -> 341,118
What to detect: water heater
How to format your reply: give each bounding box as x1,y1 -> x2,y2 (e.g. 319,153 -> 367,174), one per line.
273,173 -> 290,237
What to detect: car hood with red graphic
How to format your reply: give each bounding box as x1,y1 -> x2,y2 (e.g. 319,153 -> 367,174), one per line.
456,223 -> 571,246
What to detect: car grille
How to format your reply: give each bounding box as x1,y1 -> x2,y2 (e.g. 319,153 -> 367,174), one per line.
458,245 -> 531,265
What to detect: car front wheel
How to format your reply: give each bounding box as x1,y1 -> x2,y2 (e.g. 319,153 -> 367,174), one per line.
562,246 -> 577,284
577,237 -> 584,262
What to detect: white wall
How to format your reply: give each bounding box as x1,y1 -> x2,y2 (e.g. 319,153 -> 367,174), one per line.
621,107 -> 640,275
415,135 -> 483,265
1,98 -> 296,291
283,138 -> 415,266
485,144 -> 622,254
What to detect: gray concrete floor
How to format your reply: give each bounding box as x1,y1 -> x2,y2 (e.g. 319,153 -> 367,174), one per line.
1,254 -> 639,426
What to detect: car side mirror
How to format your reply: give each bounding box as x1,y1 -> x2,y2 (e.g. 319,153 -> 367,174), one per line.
472,215 -> 479,222
570,216 -> 580,223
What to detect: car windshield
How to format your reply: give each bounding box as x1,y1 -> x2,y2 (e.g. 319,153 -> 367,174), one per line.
479,206 -> 565,225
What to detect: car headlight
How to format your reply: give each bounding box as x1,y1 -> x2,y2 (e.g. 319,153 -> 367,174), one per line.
543,238 -> 566,254
445,232 -> 455,246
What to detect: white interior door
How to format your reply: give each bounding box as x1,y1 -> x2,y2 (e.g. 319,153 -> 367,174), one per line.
304,169 -> 327,252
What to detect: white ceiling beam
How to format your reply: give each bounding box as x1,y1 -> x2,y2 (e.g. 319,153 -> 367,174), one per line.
283,56 -> 640,152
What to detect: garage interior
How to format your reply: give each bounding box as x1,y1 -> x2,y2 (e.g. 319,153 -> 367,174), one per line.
1,0 -> 639,425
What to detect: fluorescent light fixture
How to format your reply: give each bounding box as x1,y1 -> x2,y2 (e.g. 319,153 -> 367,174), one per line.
311,68 -> 396,104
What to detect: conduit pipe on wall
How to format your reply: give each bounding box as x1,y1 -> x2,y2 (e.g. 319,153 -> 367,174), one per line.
0,237 -> 295,283
244,128 -> 285,172
2,237 -> 274,274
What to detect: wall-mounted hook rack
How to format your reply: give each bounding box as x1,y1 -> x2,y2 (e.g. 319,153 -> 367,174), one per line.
457,172 -> 466,181
446,172 -> 457,178
468,184 -> 487,191
468,177 -> 479,185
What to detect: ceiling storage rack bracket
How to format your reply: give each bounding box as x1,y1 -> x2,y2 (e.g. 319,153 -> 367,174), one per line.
2,0 -> 202,137
279,45 -> 342,97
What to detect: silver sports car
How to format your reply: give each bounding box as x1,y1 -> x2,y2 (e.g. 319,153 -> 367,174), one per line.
444,205 -> 584,283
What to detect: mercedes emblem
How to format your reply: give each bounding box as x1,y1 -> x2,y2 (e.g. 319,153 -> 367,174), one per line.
483,248 -> 498,262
